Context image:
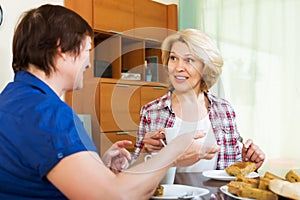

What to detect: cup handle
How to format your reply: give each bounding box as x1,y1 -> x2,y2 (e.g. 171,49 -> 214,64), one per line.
144,154 -> 152,162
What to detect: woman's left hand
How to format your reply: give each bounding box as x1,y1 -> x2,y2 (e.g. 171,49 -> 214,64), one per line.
242,139 -> 265,169
102,140 -> 132,173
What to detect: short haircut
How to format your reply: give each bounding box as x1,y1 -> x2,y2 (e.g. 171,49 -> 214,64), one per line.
12,4 -> 93,75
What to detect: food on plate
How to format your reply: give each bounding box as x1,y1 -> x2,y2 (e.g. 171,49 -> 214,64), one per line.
285,169 -> 300,183
153,185 -> 164,197
269,179 -> 300,199
237,187 -> 278,200
224,170 -> 300,199
263,171 -> 284,180
227,181 -> 256,195
258,177 -> 271,190
236,175 -> 259,188
225,161 -> 256,176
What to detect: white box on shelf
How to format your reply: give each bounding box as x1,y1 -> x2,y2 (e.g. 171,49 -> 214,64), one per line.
121,72 -> 141,80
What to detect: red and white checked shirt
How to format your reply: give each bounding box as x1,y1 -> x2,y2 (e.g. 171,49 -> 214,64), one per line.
136,90 -> 242,169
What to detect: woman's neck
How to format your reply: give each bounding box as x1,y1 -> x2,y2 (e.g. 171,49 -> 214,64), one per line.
27,64 -> 63,97
171,90 -> 209,121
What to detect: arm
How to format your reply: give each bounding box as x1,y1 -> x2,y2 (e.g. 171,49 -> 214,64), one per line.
47,131 -> 220,200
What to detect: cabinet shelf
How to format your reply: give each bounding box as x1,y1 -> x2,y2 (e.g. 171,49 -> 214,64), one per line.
94,31 -> 167,83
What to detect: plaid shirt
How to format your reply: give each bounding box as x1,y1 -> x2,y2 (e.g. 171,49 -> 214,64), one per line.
137,90 -> 242,169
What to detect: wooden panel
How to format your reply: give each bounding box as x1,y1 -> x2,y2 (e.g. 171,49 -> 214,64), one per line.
167,4 -> 178,30
94,33 -> 122,79
99,83 -> 141,132
134,0 -> 167,28
65,0 -> 93,26
101,131 -> 137,154
140,86 -> 168,106
122,37 -> 145,72
94,0 -> 134,32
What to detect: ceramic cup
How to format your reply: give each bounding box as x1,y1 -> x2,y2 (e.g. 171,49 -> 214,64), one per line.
163,127 -> 180,144
144,153 -> 176,184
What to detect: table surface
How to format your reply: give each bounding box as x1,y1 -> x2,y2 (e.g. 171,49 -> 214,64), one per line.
174,172 -> 231,200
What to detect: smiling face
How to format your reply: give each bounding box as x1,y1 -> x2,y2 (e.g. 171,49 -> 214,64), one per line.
167,41 -> 204,95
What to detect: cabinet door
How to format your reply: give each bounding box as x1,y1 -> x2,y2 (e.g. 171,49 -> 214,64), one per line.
94,0 -> 134,32
65,0 -> 93,26
99,83 -> 141,132
134,0 -> 167,28
140,86 -> 168,106
101,131 -> 136,154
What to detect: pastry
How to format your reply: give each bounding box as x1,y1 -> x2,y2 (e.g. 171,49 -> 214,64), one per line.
285,169 -> 300,183
237,187 -> 278,200
153,185 -> 164,196
225,161 -> 256,176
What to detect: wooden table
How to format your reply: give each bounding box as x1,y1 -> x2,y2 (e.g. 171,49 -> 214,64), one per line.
174,172 -> 232,200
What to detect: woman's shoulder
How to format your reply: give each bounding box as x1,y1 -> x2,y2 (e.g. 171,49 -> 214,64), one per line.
207,92 -> 235,111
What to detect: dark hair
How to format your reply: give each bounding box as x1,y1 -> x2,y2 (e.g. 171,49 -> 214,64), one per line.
12,4 -> 93,75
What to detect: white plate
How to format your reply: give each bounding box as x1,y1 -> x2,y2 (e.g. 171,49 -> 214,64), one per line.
220,185 -> 255,200
202,170 -> 259,181
151,184 -> 209,200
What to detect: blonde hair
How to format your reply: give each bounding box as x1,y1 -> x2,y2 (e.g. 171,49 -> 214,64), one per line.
161,29 -> 223,92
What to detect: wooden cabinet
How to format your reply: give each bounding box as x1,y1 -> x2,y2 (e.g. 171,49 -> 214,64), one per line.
98,79 -> 168,154
140,85 -> 168,106
99,82 -> 141,132
67,0 -> 177,33
94,0 -> 134,32
65,0 -> 93,26
64,0 -> 176,153
101,131 -> 137,153
94,31 -> 169,83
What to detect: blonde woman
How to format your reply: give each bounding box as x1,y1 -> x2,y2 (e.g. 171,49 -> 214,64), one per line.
136,29 -> 265,172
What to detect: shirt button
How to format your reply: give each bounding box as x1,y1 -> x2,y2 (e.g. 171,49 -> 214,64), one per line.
57,153 -> 64,159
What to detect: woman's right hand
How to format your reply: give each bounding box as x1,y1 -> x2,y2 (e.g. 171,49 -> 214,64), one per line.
173,132 -> 220,167
143,128 -> 165,153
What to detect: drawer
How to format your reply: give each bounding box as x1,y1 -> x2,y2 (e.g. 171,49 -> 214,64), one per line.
100,83 -> 141,132
140,86 -> 168,106
100,131 -> 137,154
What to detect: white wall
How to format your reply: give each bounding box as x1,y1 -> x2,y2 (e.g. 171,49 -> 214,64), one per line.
0,0 -> 64,92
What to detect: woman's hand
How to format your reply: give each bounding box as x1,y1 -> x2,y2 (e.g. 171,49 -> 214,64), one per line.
102,140 -> 132,173
143,128 -> 165,153
242,139 -> 265,169
173,132 -> 220,167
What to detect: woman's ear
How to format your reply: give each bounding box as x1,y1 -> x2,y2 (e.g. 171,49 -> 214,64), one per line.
56,46 -> 67,60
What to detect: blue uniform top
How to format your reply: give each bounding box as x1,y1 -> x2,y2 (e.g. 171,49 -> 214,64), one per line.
0,71 -> 97,199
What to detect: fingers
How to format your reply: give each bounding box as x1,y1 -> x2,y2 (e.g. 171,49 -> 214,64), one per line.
118,147 -> 131,161
243,139 -> 253,149
193,131 -> 206,140
143,131 -> 165,153
143,138 -> 163,152
242,139 -> 265,169
114,140 -> 132,149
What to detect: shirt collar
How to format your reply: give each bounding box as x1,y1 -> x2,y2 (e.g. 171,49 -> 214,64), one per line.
14,70 -> 58,97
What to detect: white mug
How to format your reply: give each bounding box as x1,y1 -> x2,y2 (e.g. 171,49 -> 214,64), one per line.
163,127 -> 180,144
144,153 -> 176,184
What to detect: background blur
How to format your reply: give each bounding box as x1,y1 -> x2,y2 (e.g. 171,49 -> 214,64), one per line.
179,0 -> 300,173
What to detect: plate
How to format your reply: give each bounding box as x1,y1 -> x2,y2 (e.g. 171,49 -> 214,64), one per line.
151,184 -> 209,200
202,170 -> 259,181
220,185 -> 254,200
